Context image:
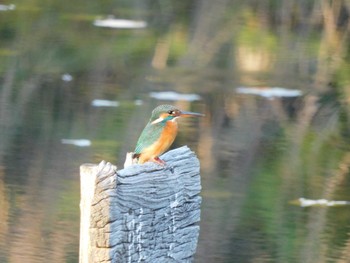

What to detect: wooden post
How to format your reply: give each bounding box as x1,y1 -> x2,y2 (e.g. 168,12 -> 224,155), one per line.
79,146 -> 202,263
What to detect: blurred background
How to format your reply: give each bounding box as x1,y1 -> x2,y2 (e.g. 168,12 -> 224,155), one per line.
0,0 -> 350,262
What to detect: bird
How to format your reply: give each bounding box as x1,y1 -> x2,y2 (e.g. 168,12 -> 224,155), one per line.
133,104 -> 204,165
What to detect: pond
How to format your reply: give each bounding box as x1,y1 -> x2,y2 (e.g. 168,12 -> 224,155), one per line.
0,1 -> 350,262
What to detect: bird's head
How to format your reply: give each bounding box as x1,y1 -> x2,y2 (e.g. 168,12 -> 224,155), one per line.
150,104 -> 204,124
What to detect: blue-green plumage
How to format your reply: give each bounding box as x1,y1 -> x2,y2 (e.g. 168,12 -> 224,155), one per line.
134,105 -> 178,154
134,122 -> 164,154
133,104 -> 204,164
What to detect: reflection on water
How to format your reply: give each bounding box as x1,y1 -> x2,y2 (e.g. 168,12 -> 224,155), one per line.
93,16 -> 147,29
0,4 -> 15,11
291,198 -> 350,207
61,139 -> 92,147
149,91 -> 202,101
91,99 -> 120,107
236,87 -> 302,99
1,1 -> 350,262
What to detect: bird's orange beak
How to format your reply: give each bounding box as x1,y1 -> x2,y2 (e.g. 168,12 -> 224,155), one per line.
179,110 -> 205,118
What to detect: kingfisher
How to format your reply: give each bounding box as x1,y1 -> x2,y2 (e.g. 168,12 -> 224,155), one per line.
133,104 -> 204,165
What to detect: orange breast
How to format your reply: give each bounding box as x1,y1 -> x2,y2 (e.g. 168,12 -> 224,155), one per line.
138,121 -> 178,164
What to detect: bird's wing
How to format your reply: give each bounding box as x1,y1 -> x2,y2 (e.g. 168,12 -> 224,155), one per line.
134,123 -> 163,154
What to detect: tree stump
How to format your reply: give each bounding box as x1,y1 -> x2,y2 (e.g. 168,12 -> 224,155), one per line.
79,146 -> 202,263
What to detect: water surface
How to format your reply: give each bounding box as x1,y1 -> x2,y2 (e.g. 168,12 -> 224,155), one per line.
0,1 -> 350,262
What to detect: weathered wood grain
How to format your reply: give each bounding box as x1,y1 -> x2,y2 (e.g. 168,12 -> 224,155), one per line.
80,146 -> 202,263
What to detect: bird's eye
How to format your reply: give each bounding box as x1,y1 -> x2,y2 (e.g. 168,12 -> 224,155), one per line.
168,110 -> 174,115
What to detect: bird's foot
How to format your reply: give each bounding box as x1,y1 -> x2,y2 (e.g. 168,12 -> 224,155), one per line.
152,157 -> 174,173
153,156 -> 166,166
